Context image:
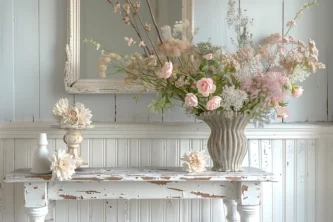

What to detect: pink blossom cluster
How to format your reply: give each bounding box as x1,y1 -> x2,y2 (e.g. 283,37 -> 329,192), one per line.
240,70 -> 291,118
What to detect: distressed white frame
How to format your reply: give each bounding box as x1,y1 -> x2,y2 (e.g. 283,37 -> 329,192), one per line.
65,0 -> 194,94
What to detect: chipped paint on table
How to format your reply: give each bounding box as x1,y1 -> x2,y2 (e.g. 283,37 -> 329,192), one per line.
4,167 -> 276,222
4,167 -> 277,183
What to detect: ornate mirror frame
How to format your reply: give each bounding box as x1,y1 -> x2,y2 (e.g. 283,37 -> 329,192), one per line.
65,0 -> 194,94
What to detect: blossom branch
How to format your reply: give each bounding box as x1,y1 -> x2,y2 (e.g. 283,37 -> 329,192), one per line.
128,1 -> 163,65
145,0 -> 164,44
284,1 -> 319,36
106,0 -> 149,56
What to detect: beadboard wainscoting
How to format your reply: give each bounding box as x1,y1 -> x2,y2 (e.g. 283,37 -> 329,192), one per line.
0,123 -> 333,222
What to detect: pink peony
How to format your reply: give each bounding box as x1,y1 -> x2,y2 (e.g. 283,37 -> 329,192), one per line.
196,78 -> 216,97
206,96 -> 222,111
185,93 -> 198,107
292,87 -> 303,98
203,53 -> 213,60
157,62 -> 173,79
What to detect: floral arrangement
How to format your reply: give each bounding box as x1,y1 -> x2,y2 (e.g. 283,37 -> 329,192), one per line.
88,0 -> 324,126
181,150 -> 208,173
53,98 -> 92,128
50,149 -> 77,181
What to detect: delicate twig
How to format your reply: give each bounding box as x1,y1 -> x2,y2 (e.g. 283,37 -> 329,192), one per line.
106,0 -> 149,57
284,1 -> 319,37
131,13 -> 151,55
128,1 -> 163,65
145,0 -> 164,44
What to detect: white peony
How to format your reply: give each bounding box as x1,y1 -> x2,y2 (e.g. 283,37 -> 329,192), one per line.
50,149 -> 76,181
53,98 -> 93,127
181,150 -> 208,173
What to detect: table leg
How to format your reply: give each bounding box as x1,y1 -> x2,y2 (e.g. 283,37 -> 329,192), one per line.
24,182 -> 48,222
237,205 -> 258,222
236,181 -> 261,222
25,206 -> 48,222
45,200 -> 55,222
223,199 -> 239,222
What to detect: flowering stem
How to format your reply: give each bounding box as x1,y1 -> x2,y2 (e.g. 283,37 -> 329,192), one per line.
145,0 -> 164,45
106,0 -> 149,57
131,15 -> 150,55
128,1 -> 163,65
284,1 -> 318,37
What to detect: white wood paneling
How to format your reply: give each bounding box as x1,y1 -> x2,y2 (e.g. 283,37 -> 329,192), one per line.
14,0 -> 40,121
39,0 -> 71,121
1,123 -> 333,222
0,0 -> 15,122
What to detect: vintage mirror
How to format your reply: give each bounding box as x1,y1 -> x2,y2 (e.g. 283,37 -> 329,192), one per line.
65,0 -> 193,94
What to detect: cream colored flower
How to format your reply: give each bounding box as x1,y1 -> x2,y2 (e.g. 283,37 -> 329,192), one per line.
64,107 -> 79,125
50,149 -> 76,181
181,150 -> 208,173
53,98 -> 93,127
75,102 -> 92,127
53,98 -> 69,121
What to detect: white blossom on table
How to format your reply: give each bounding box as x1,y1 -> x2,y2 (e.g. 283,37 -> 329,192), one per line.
50,149 -> 76,181
181,150 -> 209,173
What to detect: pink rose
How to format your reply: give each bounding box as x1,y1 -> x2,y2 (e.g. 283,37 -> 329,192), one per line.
206,96 -> 222,111
292,87 -> 303,98
157,62 -> 173,79
276,106 -> 288,119
277,113 -> 288,119
196,78 -> 216,97
185,93 -> 198,107
203,53 -> 213,60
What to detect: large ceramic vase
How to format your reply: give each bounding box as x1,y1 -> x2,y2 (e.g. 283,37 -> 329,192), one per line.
198,111 -> 251,172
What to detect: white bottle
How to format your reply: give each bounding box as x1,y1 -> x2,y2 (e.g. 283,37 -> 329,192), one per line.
31,133 -> 51,174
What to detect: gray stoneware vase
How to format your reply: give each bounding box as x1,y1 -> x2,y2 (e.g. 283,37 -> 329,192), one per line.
198,111 -> 251,172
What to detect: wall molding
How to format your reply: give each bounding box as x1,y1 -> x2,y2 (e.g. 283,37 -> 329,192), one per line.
0,122 -> 332,139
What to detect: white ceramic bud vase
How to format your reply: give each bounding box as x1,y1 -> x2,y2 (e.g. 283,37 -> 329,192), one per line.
52,125 -> 94,168
31,133 -> 51,174
197,111 -> 251,172
63,128 -> 85,167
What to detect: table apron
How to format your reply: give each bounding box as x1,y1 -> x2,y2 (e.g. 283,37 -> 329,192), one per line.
47,181 -> 240,200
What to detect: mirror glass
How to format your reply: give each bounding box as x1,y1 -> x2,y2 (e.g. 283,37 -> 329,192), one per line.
80,0 -> 182,79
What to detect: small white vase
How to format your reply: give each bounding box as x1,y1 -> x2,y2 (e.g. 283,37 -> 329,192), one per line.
31,133 -> 51,174
63,128 -> 85,167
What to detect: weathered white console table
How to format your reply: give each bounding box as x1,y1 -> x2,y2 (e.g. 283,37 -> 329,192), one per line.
4,167 -> 276,222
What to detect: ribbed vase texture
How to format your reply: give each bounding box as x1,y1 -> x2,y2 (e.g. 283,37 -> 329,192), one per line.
199,112 -> 250,172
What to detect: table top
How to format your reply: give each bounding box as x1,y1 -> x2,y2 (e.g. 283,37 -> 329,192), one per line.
4,167 -> 277,183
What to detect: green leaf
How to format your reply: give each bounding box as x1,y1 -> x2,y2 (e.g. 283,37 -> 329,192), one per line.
133,94 -> 141,103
